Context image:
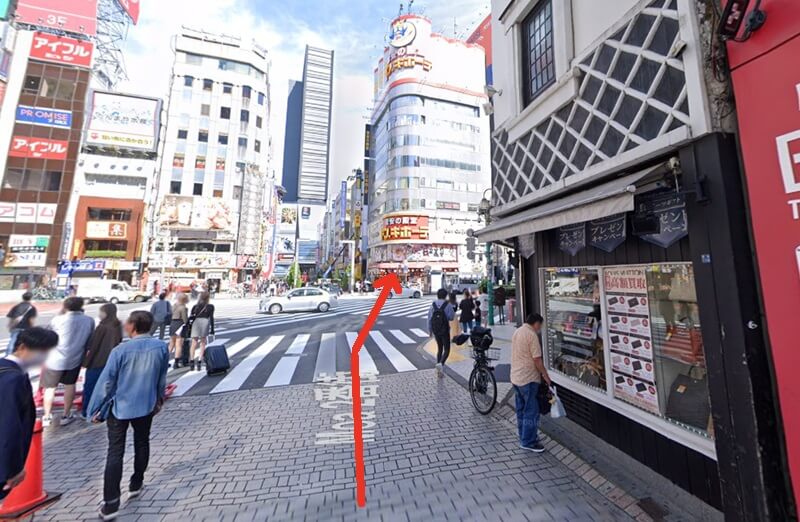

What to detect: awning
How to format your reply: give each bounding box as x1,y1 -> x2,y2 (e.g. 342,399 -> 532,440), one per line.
475,164 -> 667,243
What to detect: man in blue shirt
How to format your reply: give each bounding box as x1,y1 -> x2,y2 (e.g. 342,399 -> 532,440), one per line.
88,311 -> 168,521
0,328 -> 58,505
427,288 -> 456,378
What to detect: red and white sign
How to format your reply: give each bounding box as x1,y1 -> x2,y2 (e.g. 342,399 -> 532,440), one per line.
727,0 -> 800,505
0,202 -> 56,224
15,0 -> 97,36
29,32 -> 94,68
86,221 -> 127,239
116,0 -> 139,24
9,136 -> 68,160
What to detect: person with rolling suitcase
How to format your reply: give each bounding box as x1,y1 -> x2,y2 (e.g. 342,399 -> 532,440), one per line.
188,292 -> 215,372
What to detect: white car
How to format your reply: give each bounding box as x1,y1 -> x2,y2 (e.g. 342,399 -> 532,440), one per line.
377,284 -> 423,299
259,288 -> 338,314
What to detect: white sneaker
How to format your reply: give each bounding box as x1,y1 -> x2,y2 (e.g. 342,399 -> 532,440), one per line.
42,414 -> 53,427
60,413 -> 76,426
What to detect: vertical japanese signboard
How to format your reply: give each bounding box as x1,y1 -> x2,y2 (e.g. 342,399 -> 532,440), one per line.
726,1 -> 800,505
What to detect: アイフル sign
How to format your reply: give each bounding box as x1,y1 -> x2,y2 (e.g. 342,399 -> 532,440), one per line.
29,32 -> 94,68
9,136 -> 68,160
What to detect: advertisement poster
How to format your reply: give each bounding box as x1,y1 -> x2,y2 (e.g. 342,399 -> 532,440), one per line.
16,105 -> 72,129
9,136 -> 68,160
16,0 -> 98,35
30,32 -> 94,68
86,92 -> 160,151
5,235 -> 49,267
604,266 -> 659,414
158,196 -> 233,232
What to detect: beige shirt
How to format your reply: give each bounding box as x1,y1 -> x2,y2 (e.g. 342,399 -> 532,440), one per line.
510,324 -> 543,386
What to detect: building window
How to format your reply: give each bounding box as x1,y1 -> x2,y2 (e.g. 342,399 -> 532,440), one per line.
254,140 -> 261,153
193,183 -> 203,196
436,201 -> 461,210
223,83 -> 233,94
184,76 -> 194,87
23,75 -> 40,93
218,134 -> 228,145
23,75 -> 75,100
3,168 -> 61,191
199,104 -> 209,116
170,181 -> 182,194
242,85 -> 251,98
256,115 -> 263,128
198,131 -> 209,143
237,137 -> 247,157
213,189 -> 223,198
87,208 -> 132,221
522,0 -> 555,105
240,109 -> 249,122
257,92 -> 265,105
186,54 -> 202,65
203,78 -> 213,91
177,129 -> 188,140
84,240 -> 128,253
220,106 -> 231,119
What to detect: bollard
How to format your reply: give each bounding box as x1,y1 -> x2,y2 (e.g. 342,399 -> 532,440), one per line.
0,420 -> 61,519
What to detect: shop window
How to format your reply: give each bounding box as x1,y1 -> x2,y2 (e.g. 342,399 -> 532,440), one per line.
220,106 -> 231,119
88,208 -> 132,221
522,0 -> 555,106
170,181 -> 182,194
23,75 -> 41,93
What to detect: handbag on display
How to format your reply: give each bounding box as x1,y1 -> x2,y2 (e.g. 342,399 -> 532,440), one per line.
665,366 -> 710,430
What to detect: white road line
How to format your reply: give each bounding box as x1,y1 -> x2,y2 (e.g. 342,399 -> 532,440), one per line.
389,330 -> 415,344
313,333 -> 337,381
209,336 -> 283,394
368,331 -> 416,372
264,334 -> 309,387
411,328 -> 429,337
346,332 -> 379,375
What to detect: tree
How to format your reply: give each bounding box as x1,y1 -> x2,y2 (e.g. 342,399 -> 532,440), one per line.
286,261 -> 301,289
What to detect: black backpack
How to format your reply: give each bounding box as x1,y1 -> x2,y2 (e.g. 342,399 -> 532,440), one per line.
431,303 -> 449,336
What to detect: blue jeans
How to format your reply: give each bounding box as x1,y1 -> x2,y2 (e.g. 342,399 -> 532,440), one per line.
6,329 -> 20,355
460,321 -> 471,333
474,319 -> 481,329
514,382 -> 540,447
82,367 -> 104,417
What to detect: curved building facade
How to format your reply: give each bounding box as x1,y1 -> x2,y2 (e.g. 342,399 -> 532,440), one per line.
367,15 -> 491,290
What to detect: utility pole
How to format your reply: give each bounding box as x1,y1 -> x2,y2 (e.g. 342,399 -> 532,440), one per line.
478,190 -> 494,326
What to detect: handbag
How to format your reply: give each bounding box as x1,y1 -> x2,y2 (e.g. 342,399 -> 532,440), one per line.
665,366 -> 710,430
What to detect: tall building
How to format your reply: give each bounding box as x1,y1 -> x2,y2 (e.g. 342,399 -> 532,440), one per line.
278,45 -> 334,279
151,28 -> 271,291
367,14 -> 491,291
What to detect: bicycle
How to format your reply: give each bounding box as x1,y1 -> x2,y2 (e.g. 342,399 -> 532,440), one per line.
457,327 -> 498,415
31,286 -> 57,301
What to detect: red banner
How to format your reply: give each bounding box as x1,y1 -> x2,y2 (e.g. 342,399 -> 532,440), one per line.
9,136 -> 68,160
726,0 -> 800,506
29,32 -> 94,68
15,0 -> 97,36
116,0 -> 139,24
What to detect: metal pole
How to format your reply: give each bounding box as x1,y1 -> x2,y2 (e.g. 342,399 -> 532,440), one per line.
349,242 -> 355,295
487,241 -> 494,326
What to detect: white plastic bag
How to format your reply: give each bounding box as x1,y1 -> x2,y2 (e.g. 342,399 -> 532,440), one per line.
550,387 -> 566,419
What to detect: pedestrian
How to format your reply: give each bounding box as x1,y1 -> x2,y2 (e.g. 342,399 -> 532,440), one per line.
88,311 -> 169,521
169,293 -> 190,368
81,303 -> 123,419
448,290 -> 460,340
188,292 -> 215,371
42,297 -> 95,427
510,313 -> 551,453
5,291 -> 37,356
458,289 -> 475,333
474,300 -> 482,329
428,288 -> 456,378
0,328 -> 59,506
494,285 -> 507,325
148,293 -> 172,340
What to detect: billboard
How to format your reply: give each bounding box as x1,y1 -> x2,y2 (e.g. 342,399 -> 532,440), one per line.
86,91 -> 160,151
5,235 -> 49,267
380,215 -> 430,242
30,32 -> 93,68
150,253 -> 233,270
86,221 -> 127,239
158,196 -> 233,233
0,0 -> 12,20
9,136 -> 68,159
16,0 -> 97,35
0,202 -> 56,224
16,105 -> 72,129
279,204 -> 297,234
115,0 -> 139,24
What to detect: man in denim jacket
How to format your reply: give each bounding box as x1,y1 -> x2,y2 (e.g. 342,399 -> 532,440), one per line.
88,311 -> 169,521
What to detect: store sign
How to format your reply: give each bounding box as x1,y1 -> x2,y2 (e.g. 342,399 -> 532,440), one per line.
30,32 -> 94,68
151,253 -> 233,270
115,0 -> 139,24
388,18 -> 416,47
634,192 -> 688,248
557,223 -> 586,256
158,195 -> 233,233
372,244 -> 457,263
86,91 -> 160,152
16,105 -> 72,129
16,0 -> 98,36
58,259 -> 105,273
604,267 -> 659,415
589,214 -> 626,253
0,202 -> 56,224
385,47 -> 432,80
236,255 -> 258,270
381,215 -> 429,242
86,221 -> 127,239
106,260 -> 138,270
339,181 -> 347,228
5,235 -> 49,267
9,136 -> 68,160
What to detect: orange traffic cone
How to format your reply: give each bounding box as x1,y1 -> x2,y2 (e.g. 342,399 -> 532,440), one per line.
0,420 -> 61,519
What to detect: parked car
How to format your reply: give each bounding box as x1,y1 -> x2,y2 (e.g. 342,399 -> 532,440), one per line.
76,279 -> 150,304
259,287 -> 338,314
376,284 -> 422,299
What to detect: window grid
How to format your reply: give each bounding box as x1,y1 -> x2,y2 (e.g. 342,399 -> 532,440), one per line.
522,0 -> 555,105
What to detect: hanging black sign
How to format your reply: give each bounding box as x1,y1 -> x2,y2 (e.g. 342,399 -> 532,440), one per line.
589,213 -> 627,253
635,192 -> 688,248
517,233 -> 536,259
557,223 -> 586,256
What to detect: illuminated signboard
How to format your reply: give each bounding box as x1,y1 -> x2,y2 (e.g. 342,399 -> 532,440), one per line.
9,136 -> 68,160
385,47 -> 432,80
380,215 -> 430,242
16,105 -> 72,129
29,32 -> 94,68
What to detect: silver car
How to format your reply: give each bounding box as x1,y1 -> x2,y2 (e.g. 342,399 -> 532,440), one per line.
259,288 -> 338,314
377,284 -> 423,299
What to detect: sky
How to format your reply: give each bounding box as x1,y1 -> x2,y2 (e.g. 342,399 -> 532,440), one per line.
116,0 -> 489,199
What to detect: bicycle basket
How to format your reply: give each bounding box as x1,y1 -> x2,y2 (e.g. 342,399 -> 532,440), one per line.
472,346 -> 500,361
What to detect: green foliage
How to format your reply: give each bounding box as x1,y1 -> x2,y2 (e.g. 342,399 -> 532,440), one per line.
285,261 -> 301,289
84,250 -> 127,259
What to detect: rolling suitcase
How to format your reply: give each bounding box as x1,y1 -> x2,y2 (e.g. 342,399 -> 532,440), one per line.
204,343 -> 230,375
180,337 -> 191,365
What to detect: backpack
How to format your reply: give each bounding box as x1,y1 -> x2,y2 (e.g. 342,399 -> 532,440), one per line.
431,303 -> 449,336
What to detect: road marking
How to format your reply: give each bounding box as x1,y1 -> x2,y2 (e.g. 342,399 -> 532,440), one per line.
346,332 -> 379,375
264,334 -> 310,387
389,330 -> 415,344
210,336 -> 283,394
368,331 -> 416,372
313,333 -> 337,381
168,338 -> 231,396
411,328 -> 428,337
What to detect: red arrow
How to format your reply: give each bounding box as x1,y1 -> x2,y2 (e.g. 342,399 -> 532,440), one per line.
350,272 -> 402,507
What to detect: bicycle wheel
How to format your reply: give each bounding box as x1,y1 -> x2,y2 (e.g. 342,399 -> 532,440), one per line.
469,366 -> 497,415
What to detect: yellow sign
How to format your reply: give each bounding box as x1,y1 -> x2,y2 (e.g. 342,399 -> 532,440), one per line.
385,48 -> 432,80
354,213 -> 362,227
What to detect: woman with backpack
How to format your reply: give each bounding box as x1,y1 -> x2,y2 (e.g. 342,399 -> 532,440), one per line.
188,292 -> 215,371
428,289 -> 456,377
459,289 -> 475,333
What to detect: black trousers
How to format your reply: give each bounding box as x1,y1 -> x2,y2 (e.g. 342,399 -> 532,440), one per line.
434,333 -> 451,365
150,321 -> 167,340
104,412 -> 153,503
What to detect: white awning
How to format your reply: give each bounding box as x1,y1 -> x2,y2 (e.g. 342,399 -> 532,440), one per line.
476,164 -> 666,243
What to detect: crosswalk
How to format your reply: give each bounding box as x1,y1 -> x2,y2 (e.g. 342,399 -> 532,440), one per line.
168,327 -> 432,397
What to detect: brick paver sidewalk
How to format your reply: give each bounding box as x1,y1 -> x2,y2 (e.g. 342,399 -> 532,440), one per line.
38,370 -> 631,521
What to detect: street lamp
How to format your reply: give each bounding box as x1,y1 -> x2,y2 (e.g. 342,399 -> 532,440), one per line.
478,189 -> 494,326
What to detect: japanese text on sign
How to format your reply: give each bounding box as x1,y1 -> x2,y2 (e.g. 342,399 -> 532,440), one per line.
380,215 -> 430,242
30,32 -> 94,68
9,136 -> 68,160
